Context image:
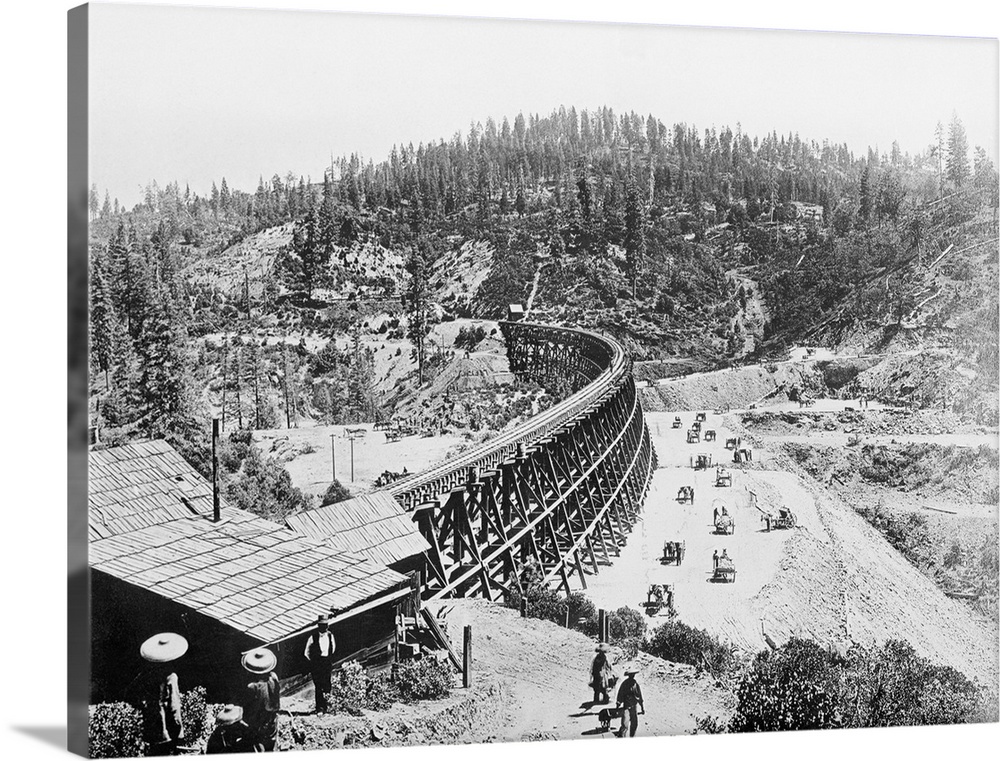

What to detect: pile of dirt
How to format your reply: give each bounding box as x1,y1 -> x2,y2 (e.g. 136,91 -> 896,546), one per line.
640,362 -> 820,412
782,440 -> 999,505
741,409 -> 982,438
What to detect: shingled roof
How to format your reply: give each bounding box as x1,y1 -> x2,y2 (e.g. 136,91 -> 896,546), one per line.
89,440 -> 212,540
89,441 -> 409,643
285,492 -> 429,568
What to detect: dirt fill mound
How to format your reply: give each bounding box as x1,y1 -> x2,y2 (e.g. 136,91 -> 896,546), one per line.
640,362 -> 820,412
751,443 -> 999,688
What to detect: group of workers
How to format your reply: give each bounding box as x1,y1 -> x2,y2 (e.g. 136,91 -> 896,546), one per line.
133,613 -> 338,755
589,644 -> 645,738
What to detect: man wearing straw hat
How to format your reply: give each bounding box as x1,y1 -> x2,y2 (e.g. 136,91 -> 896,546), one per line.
205,704 -> 251,755
615,663 -> 645,738
242,647 -> 281,751
138,632 -> 188,756
304,613 -> 336,713
590,642 -> 614,704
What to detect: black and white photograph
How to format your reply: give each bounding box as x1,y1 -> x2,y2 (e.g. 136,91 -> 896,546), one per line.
17,0 -> 1000,758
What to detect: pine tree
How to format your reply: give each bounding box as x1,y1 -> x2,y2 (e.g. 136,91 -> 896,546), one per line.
136,284 -> 189,435
291,209 -> 329,298
89,254 -> 117,391
623,179 -> 647,298
89,184 -> 100,221
946,113 -> 970,188
404,240 -> 432,385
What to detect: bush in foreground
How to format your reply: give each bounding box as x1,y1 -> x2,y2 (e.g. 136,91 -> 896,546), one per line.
642,619 -> 736,677
728,637 -> 984,733
89,702 -> 146,759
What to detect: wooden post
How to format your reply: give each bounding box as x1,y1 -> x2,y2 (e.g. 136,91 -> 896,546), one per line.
212,418 -> 220,522
411,570 -> 422,624
565,605 -> 571,628
598,609 -> 607,643
520,598 -> 527,618
462,625 -> 472,688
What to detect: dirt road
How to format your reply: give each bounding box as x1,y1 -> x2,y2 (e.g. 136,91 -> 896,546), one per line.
433,598 -> 731,741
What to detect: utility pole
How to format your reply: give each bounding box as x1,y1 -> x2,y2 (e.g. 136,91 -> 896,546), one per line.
330,433 -> 336,480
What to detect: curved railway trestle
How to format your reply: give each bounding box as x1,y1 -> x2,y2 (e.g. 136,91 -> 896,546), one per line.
385,321 -> 657,601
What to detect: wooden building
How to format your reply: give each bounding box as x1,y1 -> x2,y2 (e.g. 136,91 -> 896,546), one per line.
285,492 -> 429,576
89,441 -> 411,703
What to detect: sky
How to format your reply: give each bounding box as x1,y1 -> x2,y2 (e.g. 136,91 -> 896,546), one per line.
89,1 -> 999,208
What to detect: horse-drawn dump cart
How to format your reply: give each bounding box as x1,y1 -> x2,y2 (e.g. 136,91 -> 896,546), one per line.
713,556 -> 736,583
384,428 -> 403,443
766,506 -> 797,530
693,452 -> 712,471
643,584 -> 675,616
725,437 -> 738,450
695,412 -> 707,422
671,416 -> 683,429
661,540 -> 686,566
687,428 -> 700,444
703,429 -> 717,442
676,485 -> 695,504
714,510 -> 735,535
715,466 -> 733,487
691,420 -> 702,433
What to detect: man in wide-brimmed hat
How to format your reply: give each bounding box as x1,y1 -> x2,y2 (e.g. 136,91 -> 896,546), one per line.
241,647 -> 281,751
205,704 -> 251,755
590,642 -> 615,704
615,663 -> 645,738
304,613 -> 337,712
137,632 -> 188,756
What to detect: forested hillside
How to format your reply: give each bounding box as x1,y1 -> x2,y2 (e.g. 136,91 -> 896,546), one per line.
87,105 -> 999,480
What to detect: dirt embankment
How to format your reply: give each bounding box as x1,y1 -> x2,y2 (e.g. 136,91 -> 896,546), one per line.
741,408 -> 985,439
781,439 -> 999,506
279,672 -> 514,751
640,362 -> 821,412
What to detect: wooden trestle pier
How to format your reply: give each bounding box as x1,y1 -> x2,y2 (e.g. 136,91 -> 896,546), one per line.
385,321 -> 657,601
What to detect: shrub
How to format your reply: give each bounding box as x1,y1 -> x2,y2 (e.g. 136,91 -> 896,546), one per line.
567,592 -> 599,637
691,714 -> 728,734
327,660 -> 368,715
364,671 -> 401,711
642,619 -> 735,677
729,637 -> 984,733
842,640 -> 981,727
320,479 -> 352,507
730,638 -> 844,732
180,687 -> 209,747
608,606 -> 647,642
505,582 -> 568,626
394,657 -> 454,702
89,702 -> 146,759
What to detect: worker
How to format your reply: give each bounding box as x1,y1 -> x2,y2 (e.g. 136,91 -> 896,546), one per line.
205,705 -> 251,754
137,633 -> 187,756
721,548 -> 731,563
765,514 -> 772,532
647,584 -> 663,605
615,664 -> 645,737
304,614 -> 336,713
713,550 -> 719,570
590,642 -> 614,705
713,505 -> 720,524
241,647 -> 281,752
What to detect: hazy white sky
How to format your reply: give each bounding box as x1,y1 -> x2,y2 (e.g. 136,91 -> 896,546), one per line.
89,2 -> 999,208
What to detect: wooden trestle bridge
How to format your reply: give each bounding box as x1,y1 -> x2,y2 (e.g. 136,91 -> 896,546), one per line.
384,321 -> 657,601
